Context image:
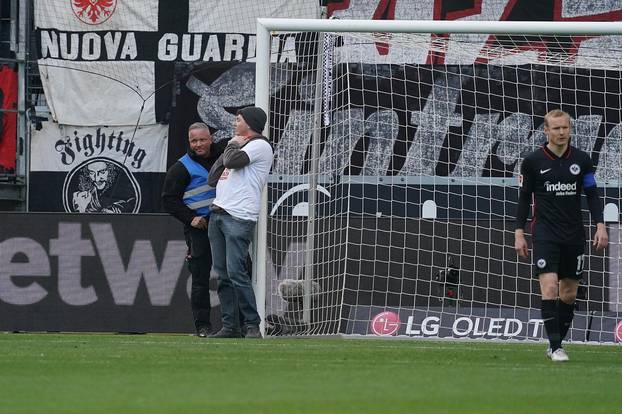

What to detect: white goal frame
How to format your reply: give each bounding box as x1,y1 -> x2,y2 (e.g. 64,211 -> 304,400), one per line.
253,19 -> 622,338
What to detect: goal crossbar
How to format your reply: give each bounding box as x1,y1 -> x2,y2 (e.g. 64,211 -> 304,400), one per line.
257,18 -> 622,36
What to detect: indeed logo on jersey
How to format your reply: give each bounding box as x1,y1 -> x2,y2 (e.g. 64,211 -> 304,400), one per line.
544,181 -> 577,196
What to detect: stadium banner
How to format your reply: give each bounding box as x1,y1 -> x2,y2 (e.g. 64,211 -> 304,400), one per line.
170,0 -> 622,164
174,65 -> 622,182
266,63 -> 622,180
30,0 -> 622,210
0,211 -> 614,334
0,212 -> 217,333
326,0 -> 622,22
608,225 -> 622,313
32,0 -> 319,212
29,122 -> 168,213
33,0 -> 320,126
344,306 -> 620,343
0,65 -> 17,174
264,204 -> 610,331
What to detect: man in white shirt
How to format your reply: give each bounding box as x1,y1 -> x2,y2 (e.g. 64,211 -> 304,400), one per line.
207,107 -> 273,338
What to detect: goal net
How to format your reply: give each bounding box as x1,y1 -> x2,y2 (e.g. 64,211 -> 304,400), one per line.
257,20 -> 622,343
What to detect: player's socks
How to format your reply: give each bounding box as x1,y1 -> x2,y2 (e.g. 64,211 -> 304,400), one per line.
541,299 -> 561,351
557,299 -> 575,341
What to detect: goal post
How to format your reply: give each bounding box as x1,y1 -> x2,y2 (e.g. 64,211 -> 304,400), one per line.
255,18 -> 622,342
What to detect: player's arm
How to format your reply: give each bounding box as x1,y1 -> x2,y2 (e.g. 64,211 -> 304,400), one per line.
583,166 -> 608,251
515,158 -> 534,259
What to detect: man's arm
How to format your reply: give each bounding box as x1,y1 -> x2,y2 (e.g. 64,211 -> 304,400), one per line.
514,192 -> 531,259
207,154 -> 225,187
222,139 -> 251,169
515,191 -> 531,232
593,222 -> 608,251
514,158 -> 534,259
583,170 -> 608,251
205,138 -> 231,187
161,162 -> 195,226
583,171 -> 604,224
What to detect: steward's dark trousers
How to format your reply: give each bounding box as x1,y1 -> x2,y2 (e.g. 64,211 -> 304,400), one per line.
187,227 -> 213,331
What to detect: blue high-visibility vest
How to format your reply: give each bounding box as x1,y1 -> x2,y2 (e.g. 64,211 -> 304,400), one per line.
179,154 -> 216,217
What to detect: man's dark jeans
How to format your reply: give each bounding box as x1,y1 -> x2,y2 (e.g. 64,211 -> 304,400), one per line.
208,212 -> 260,330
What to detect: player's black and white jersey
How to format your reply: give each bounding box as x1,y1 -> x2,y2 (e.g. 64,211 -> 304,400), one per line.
518,145 -> 596,244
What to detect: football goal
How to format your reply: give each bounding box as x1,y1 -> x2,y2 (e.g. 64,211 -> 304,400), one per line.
254,19 -> 622,343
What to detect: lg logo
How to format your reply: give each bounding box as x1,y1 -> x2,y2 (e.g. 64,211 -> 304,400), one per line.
615,321 -> 622,342
370,311 -> 401,336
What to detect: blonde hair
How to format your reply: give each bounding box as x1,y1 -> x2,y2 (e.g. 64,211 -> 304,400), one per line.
188,122 -> 210,133
544,109 -> 570,127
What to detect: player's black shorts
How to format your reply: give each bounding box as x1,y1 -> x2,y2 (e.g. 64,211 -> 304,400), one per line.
532,241 -> 585,279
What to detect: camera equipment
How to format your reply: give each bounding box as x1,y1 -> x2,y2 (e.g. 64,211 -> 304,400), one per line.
433,256 -> 461,304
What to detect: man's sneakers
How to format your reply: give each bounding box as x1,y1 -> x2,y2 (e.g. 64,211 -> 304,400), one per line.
196,326 -> 213,338
209,328 -> 243,338
206,326 -> 263,339
244,326 -> 262,339
551,348 -> 569,362
546,347 -> 569,362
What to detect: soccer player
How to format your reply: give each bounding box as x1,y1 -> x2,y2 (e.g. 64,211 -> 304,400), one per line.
514,109 -> 608,362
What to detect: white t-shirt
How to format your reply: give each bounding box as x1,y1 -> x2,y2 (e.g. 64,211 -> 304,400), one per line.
213,139 -> 273,221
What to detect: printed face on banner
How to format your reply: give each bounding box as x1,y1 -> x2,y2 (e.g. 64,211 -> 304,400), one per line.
87,160 -> 113,192
30,123 -> 167,213
63,157 -> 141,213
71,0 -> 118,25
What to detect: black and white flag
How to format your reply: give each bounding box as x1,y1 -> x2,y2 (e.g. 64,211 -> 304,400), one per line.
34,0 -> 320,126
30,122 -> 168,213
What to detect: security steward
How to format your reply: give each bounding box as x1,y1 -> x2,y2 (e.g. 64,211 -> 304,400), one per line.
162,122 -> 226,337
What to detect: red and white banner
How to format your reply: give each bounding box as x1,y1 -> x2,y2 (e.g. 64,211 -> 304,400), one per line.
327,0 -> 622,66
0,65 -> 17,174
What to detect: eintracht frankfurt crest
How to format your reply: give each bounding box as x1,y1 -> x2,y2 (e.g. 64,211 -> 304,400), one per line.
570,164 -> 581,175
71,0 -> 117,25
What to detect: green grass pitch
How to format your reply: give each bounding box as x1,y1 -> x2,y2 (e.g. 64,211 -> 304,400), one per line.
1,333 -> 620,414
